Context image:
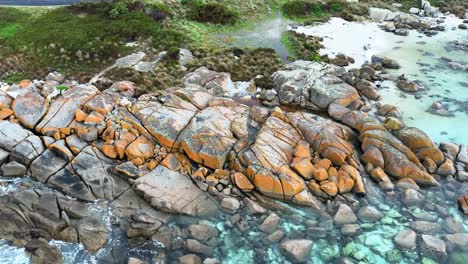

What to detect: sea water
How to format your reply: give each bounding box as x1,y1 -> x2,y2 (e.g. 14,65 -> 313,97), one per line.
295,16 -> 468,144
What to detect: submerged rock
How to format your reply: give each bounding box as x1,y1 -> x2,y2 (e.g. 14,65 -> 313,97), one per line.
280,239 -> 313,263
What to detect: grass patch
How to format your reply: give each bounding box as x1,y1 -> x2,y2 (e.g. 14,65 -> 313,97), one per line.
282,0 -> 349,21
0,23 -> 21,39
0,2 -> 187,79
3,73 -> 28,84
187,2 -> 239,25
281,31 -> 324,62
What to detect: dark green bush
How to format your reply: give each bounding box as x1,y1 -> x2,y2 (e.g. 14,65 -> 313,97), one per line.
282,0 -> 348,19
189,3 -> 239,25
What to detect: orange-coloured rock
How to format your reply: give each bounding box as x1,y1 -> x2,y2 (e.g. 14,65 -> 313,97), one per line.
160,153 -> 181,171
125,136 -> 154,160
101,145 -> 117,159
18,79 -> 31,88
287,112 -> 357,167
84,111 -> 105,125
233,172 -> 254,192
179,98 -> 249,169
337,169 -> 354,193
0,108 -> 13,120
36,85 -> 99,135
75,109 -> 88,122
294,140 -> 311,159
132,87 -> 214,149
314,168 -> 329,181
291,157 -> 315,180
361,146 -> 385,168
321,181 -> 338,196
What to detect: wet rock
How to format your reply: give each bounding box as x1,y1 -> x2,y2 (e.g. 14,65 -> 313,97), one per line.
397,79 -> 419,92
396,178 -> 420,190
402,188 -> 424,206
267,230 -> 285,243
439,142 -> 459,160
458,145 -> 468,164
437,159 -> 456,176
421,234 -> 446,258
371,55 -> 400,69
203,258 -> 221,264
459,24 -> 467,30
394,28 -> 409,36
444,233 -> 468,249
30,149 -> 68,183
411,221 -> 442,234
458,194 -> 468,214
188,224 -> 218,243
25,238 -> 63,264
341,224 -> 361,236
76,216 -> 108,252
357,206 -> 382,222
1,161 -> 26,177
220,197 -> 240,213
244,198 -> 266,215
280,239 -> 313,263
384,22 -> 396,31
134,166 -> 218,217
259,213 -> 281,234
186,239 -> 213,256
443,217 -> 466,234
334,204 -> 357,225
394,229 -> 417,250
179,254 -> 201,264
0,148 -> 8,166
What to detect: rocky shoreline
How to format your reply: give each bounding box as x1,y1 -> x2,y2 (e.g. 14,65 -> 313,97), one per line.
0,53 -> 467,262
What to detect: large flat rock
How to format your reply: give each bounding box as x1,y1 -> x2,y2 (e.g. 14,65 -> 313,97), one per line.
133,165 -> 218,217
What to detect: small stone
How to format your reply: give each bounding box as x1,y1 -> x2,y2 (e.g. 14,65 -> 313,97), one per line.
267,230 -> 285,243
321,181 -> 338,196
333,204 -> 357,225
185,239 -> 213,256
280,239 -> 313,263
411,221 -> 441,234
179,254 -> 201,264
1,161 -> 27,177
259,213 -> 280,234
233,172 -> 254,192
402,188 -> 424,206
357,206 -> 382,223
220,197 -> 240,213
421,234 -> 446,258
188,224 -> 218,242
341,224 -> 361,236
394,229 -> 416,250
244,198 -> 266,215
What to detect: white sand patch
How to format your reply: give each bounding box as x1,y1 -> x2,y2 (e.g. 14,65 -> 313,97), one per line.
293,15 -> 464,68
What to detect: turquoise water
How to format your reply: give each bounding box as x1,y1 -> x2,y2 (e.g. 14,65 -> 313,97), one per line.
379,28 -> 468,144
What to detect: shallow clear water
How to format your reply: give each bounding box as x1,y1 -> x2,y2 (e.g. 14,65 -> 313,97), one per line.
296,16 -> 468,145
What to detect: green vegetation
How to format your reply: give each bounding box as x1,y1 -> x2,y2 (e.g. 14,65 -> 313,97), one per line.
0,1 -> 187,79
281,31 -> 324,62
281,0 -> 349,21
2,73 -> 27,84
187,2 -> 239,25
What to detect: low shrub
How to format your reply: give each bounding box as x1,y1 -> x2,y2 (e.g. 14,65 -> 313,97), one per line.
282,0 -> 348,19
189,3 -> 239,25
281,31 -> 325,62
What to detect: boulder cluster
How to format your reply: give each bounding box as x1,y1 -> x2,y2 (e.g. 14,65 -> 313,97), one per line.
0,59 -> 467,262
